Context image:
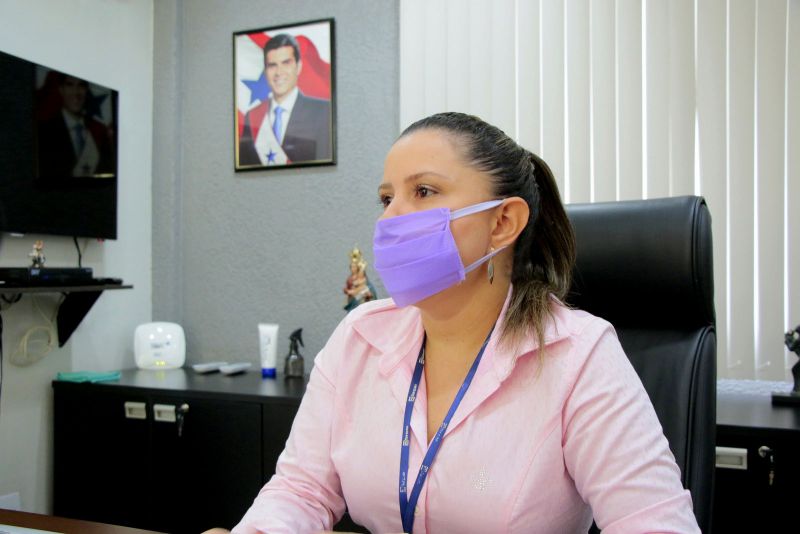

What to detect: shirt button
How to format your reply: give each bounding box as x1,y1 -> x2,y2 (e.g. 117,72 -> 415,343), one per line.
415,505 -> 421,516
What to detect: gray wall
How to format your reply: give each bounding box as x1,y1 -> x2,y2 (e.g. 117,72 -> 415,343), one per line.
153,0 -> 399,363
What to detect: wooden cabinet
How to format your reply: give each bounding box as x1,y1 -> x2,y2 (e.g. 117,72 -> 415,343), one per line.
53,369 -> 306,533
54,374 -> 800,533
713,382 -> 800,533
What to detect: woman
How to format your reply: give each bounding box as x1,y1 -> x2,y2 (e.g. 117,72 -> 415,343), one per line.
230,113 -> 699,533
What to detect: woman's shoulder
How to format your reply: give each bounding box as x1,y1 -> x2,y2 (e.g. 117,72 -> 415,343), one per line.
533,300 -> 628,376
544,300 -> 642,391
548,298 -> 616,345
492,297 -> 619,382
521,301 -> 638,407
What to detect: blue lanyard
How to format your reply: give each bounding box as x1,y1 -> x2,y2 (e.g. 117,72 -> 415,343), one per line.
399,325 -> 495,533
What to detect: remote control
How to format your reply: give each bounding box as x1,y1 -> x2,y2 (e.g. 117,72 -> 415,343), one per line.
192,361 -> 229,374
219,362 -> 252,375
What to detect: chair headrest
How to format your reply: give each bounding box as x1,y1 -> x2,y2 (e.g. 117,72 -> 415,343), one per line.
565,196 -> 715,329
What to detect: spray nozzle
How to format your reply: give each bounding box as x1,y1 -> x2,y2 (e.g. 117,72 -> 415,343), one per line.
290,328 -> 304,349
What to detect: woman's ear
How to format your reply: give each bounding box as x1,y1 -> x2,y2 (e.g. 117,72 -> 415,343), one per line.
490,197 -> 529,249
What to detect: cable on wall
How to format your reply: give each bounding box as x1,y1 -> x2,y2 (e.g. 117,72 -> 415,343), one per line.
72,236 -> 88,268
10,295 -> 62,367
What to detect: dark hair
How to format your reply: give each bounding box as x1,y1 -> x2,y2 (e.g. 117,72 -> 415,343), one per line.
400,112 -> 576,350
57,73 -> 89,88
263,33 -> 301,63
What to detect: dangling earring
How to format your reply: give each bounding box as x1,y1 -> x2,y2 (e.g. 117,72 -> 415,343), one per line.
487,247 -> 495,284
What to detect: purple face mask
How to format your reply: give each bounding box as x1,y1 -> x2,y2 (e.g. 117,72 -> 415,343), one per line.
373,200 -> 507,307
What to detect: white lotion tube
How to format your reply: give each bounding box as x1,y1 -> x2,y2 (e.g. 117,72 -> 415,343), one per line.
259,323 -> 279,378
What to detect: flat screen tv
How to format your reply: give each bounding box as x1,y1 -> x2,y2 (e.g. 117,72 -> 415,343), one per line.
0,50 -> 118,239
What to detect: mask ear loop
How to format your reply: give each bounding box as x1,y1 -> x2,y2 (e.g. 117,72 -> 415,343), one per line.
464,246 -> 506,274
454,199 -> 508,277
450,199 -> 505,220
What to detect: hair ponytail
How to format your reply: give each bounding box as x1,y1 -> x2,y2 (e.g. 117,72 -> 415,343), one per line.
503,152 -> 575,350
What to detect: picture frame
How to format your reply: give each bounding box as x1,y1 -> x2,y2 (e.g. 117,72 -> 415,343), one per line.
233,18 -> 336,171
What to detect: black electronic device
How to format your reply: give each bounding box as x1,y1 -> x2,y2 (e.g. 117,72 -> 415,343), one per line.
772,324 -> 800,406
0,266 -> 93,287
0,50 -> 119,239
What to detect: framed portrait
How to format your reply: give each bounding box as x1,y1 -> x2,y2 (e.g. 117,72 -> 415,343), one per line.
233,18 -> 336,171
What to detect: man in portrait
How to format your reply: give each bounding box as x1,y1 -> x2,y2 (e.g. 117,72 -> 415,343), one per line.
239,33 -> 332,165
37,73 -> 115,178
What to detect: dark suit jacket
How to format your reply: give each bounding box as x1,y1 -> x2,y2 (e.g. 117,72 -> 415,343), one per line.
37,113 -> 115,178
239,91 -> 332,165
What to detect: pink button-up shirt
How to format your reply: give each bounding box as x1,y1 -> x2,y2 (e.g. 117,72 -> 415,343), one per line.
234,292 -> 700,533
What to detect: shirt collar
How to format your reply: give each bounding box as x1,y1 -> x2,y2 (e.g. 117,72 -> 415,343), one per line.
350,286 -> 571,380
270,86 -> 299,115
350,299 -> 424,376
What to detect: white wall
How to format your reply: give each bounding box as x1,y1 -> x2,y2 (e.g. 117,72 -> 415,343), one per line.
400,0 -> 800,382
0,0 -> 154,513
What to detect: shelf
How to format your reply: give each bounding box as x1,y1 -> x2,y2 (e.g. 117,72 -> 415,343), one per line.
0,283 -> 132,346
0,284 -> 132,294
54,367 -> 310,403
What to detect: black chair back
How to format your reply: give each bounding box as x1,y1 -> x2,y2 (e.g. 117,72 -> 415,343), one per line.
566,196 -> 716,533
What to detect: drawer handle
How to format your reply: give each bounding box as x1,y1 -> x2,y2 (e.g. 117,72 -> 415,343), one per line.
124,401 -> 147,420
153,404 -> 177,422
716,446 -> 748,470
153,403 -> 190,437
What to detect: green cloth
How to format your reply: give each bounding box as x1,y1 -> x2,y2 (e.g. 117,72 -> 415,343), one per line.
56,371 -> 121,383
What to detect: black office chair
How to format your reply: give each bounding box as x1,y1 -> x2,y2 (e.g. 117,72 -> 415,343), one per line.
565,196 -> 716,533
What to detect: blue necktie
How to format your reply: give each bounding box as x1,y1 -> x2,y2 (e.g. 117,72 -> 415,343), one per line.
272,106 -> 284,143
74,123 -> 85,155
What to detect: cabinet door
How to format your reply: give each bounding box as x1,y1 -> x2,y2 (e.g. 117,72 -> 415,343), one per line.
149,396 -> 263,534
714,430 -> 800,532
261,400 -> 299,481
53,387 -> 152,528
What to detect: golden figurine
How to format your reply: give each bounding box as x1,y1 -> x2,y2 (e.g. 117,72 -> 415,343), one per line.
29,240 -> 46,268
343,246 -> 377,312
